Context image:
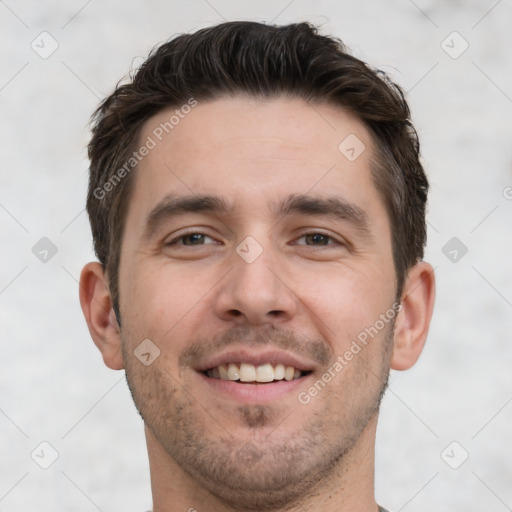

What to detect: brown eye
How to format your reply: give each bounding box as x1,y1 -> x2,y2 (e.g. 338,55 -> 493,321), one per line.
182,233 -> 207,245
166,232 -> 216,246
295,233 -> 335,246
304,233 -> 330,246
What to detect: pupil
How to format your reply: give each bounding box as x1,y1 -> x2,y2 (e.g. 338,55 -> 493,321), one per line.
308,234 -> 328,245
186,233 -> 203,245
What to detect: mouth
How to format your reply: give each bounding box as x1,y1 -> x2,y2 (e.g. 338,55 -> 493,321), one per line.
203,362 -> 312,383
195,349 -> 316,402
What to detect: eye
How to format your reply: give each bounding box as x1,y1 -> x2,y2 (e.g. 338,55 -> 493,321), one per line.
295,233 -> 337,246
167,232 -> 216,246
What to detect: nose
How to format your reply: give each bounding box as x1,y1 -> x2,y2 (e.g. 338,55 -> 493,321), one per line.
213,241 -> 297,326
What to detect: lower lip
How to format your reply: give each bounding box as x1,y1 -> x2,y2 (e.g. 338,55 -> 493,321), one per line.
198,372 -> 310,404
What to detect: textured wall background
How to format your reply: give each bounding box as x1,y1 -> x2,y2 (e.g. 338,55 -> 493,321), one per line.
1,0 -> 511,510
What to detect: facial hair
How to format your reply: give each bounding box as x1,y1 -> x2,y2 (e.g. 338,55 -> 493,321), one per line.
122,321 -> 393,511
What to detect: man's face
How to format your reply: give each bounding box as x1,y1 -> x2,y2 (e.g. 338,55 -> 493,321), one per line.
117,96 -> 397,508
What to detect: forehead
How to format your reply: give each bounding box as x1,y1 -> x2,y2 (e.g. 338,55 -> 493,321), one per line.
144,96 -> 369,157
118,97 -> 391,245
127,96 -> 385,227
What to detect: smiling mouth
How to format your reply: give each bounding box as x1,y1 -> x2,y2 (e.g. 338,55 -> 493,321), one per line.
203,362 -> 312,383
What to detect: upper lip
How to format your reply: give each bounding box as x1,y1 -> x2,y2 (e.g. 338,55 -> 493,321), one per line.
195,348 -> 317,373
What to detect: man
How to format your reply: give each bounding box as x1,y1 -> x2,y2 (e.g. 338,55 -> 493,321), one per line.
79,21 -> 435,511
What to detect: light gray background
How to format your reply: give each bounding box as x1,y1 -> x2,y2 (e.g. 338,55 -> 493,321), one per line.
1,0 -> 511,510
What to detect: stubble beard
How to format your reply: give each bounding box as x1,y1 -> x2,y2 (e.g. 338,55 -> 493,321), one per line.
122,325 -> 393,511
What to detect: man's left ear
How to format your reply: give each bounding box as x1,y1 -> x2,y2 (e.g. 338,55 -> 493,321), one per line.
391,261 -> 436,370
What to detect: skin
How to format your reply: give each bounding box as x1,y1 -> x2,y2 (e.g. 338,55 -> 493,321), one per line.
80,96 -> 435,512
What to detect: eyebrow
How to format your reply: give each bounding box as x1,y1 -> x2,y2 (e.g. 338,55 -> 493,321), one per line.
143,193 -> 233,239
275,193 -> 372,238
142,192 -> 372,240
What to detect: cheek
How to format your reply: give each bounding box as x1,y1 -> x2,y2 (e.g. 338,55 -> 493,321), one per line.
120,261 -> 210,347
291,262 -> 391,348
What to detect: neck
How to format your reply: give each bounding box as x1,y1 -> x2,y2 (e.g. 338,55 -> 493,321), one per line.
147,413 -> 380,512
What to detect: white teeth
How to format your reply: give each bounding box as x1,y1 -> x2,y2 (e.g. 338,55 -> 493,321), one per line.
207,362 -> 304,382
284,366 -> 295,381
274,364 -> 285,380
227,363 -> 240,381
240,363 -> 256,382
255,363 -> 274,382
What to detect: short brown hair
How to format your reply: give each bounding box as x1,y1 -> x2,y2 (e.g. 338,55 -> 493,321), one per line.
87,21 -> 428,320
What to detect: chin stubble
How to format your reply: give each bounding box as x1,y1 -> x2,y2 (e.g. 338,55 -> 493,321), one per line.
121,323 -> 393,510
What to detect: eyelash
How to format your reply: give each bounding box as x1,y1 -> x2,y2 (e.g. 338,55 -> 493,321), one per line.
165,231 -> 342,247
166,232 -> 217,246
293,232 -> 340,247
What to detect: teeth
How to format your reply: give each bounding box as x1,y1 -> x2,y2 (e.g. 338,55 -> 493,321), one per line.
240,363 -> 256,382
274,363 -> 285,380
207,362 -> 304,383
255,363 -> 274,382
218,364 -> 228,380
227,363 -> 240,381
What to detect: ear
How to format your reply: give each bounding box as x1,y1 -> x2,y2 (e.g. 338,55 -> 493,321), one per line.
79,262 -> 124,370
391,261 -> 436,371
